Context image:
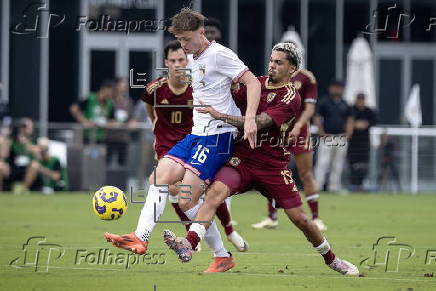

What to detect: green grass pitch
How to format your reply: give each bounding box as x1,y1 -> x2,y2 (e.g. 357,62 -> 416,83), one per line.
1,192 -> 436,290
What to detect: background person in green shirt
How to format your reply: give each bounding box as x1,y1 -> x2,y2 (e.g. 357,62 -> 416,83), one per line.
22,137 -> 67,193
70,80 -> 116,143
5,118 -> 40,191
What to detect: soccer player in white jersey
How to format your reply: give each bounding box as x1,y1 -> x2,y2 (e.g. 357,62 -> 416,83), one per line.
104,8 -> 260,272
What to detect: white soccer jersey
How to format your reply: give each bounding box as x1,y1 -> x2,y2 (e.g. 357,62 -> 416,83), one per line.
187,41 -> 249,136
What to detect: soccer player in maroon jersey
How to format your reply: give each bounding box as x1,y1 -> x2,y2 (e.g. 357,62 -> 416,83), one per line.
252,64 -> 327,231
105,40 -> 248,254
163,43 -> 359,276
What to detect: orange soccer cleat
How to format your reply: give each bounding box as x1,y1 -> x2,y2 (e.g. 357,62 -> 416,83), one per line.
104,232 -> 148,255
203,254 -> 235,273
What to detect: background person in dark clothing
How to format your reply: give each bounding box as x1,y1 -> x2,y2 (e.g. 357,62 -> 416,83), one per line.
5,118 -> 40,192
378,133 -> 402,192
347,93 -> 377,191
314,80 -> 353,192
204,18 -> 223,43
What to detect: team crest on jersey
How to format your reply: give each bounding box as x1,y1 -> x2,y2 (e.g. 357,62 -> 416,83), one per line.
293,81 -> 302,90
229,157 -> 241,167
187,99 -> 193,106
161,99 -> 169,104
267,93 -> 276,103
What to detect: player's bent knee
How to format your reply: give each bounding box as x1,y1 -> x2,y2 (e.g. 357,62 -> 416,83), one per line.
292,215 -> 311,230
300,170 -> 314,183
285,208 -> 311,229
178,198 -> 191,211
205,181 -> 230,207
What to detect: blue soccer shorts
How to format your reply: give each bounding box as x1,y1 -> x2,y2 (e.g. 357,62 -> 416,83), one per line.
164,132 -> 234,183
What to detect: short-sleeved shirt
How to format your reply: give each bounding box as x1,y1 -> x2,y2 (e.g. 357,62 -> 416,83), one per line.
231,76 -> 302,169
187,41 -> 248,136
291,69 -> 318,105
78,93 -> 115,142
40,156 -> 67,191
8,140 -> 34,168
78,93 -> 115,125
351,106 -> 377,134
141,77 -> 193,158
317,97 -> 351,134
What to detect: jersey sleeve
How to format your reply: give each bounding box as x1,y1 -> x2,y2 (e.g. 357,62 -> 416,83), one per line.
142,78 -> 164,105
231,84 -> 248,111
141,88 -> 154,105
264,87 -> 301,127
302,73 -> 318,104
216,48 -> 249,82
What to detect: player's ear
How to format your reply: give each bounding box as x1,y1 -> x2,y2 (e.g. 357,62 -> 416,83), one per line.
164,58 -> 169,67
289,65 -> 297,75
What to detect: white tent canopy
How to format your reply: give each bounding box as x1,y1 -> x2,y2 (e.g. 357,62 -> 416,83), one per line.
344,36 -> 376,107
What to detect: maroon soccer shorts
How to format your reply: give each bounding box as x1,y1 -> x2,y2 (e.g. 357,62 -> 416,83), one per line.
213,160 -> 302,209
155,144 -> 172,160
289,123 -> 313,155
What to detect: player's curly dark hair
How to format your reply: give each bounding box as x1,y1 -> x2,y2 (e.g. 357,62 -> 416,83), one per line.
168,8 -> 206,34
164,40 -> 183,59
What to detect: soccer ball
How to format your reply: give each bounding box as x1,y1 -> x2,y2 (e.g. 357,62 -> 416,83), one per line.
92,186 -> 127,220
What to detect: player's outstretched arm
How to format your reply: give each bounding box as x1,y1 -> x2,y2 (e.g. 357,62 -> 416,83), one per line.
238,71 -> 261,149
197,102 -> 273,130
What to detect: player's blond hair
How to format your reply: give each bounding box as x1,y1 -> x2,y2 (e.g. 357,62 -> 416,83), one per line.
272,42 -> 302,70
168,8 -> 206,34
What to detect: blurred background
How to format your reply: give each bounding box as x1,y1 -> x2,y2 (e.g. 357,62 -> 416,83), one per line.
1,0 -> 435,193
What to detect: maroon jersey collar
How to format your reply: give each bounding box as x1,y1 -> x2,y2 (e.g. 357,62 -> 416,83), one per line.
264,77 -> 292,90
168,82 -> 189,95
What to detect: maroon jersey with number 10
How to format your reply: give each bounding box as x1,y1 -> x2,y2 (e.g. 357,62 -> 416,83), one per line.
141,77 -> 193,159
